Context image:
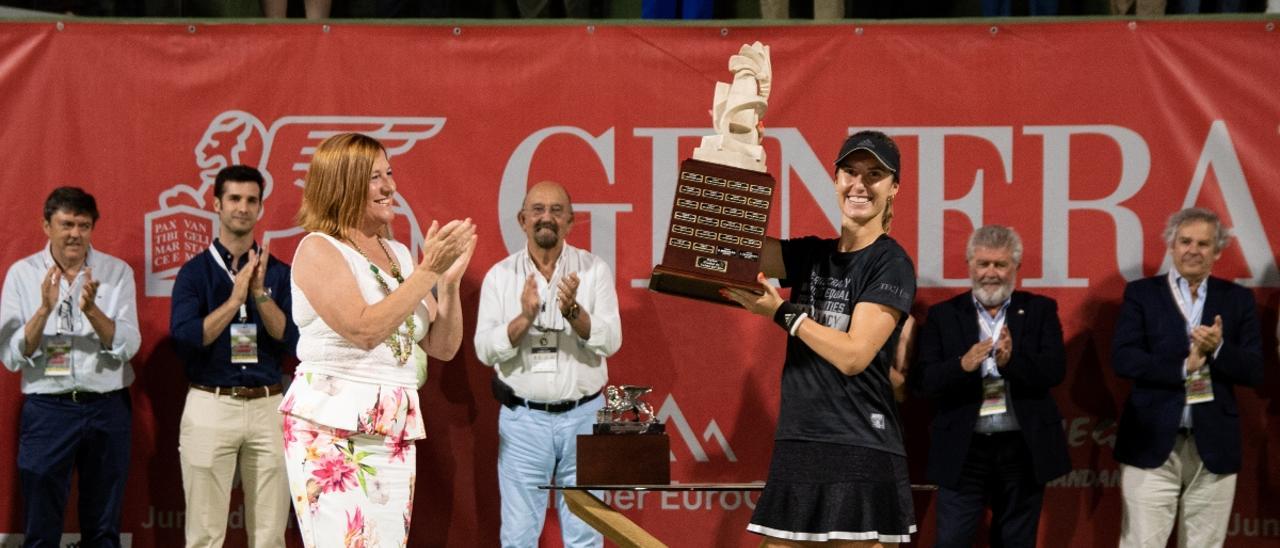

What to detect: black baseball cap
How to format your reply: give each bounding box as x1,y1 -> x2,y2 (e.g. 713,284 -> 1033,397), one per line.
834,131 -> 900,176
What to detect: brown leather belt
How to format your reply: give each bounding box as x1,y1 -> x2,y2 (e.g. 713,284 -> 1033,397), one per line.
190,383 -> 283,400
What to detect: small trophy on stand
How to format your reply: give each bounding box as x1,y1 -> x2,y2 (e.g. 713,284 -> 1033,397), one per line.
577,385 -> 670,485
649,42 -> 778,305
594,385 -> 665,435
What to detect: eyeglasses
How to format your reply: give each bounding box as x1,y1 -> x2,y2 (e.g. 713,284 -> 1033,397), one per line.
525,204 -> 568,218
57,298 -> 81,334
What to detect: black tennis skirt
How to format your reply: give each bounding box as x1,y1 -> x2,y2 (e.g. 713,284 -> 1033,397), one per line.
747,440 -> 916,543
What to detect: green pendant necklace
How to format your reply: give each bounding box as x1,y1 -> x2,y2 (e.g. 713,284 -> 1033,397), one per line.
348,236 -> 417,365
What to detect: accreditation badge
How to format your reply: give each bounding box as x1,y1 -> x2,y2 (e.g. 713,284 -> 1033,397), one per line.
44,334 -> 73,376
529,331 -> 559,374
230,323 -> 259,364
1185,366 -> 1215,405
979,376 -> 1008,417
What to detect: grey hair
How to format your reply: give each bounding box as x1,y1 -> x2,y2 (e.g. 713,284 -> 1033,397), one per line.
966,225 -> 1023,264
1163,207 -> 1231,251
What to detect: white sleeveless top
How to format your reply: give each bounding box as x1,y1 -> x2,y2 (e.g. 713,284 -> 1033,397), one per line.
279,232 -> 429,440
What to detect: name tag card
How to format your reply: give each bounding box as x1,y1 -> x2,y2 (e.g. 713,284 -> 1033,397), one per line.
230,323 -> 258,364
45,335 -> 73,376
980,377 -> 1008,416
1185,366 -> 1215,405
530,331 -> 559,374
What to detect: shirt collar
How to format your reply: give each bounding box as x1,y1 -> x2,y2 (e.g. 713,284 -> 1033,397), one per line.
212,238 -> 260,273
1168,270 -> 1205,298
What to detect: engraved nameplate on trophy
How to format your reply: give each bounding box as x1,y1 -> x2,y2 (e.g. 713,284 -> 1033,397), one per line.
650,41 -> 777,305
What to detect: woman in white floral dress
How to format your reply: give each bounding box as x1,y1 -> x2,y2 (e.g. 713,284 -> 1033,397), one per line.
281,133 -> 476,547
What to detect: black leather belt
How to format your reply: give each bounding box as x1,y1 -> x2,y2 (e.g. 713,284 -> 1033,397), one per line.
1178,427 -> 1193,436
40,389 -> 123,403
503,390 -> 600,413
190,383 -> 283,400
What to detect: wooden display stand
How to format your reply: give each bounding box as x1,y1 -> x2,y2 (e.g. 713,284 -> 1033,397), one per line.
576,433 -> 671,485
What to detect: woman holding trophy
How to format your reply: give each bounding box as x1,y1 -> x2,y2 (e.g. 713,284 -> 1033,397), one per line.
723,131 -> 917,547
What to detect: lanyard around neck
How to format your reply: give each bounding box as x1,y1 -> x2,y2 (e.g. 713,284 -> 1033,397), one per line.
209,244 -> 249,322
1166,272 -> 1205,334
976,299 -> 1010,346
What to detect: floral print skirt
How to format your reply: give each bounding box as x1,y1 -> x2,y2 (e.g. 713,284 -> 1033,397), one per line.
283,414 -> 416,548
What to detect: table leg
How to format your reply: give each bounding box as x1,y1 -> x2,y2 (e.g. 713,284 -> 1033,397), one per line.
560,490 -> 669,548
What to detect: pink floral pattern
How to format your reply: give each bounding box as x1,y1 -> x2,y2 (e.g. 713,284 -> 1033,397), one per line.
283,413 -> 417,547
313,453 -> 358,494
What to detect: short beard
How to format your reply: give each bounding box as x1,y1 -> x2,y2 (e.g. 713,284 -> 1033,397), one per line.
533,222 -> 559,249
973,283 -> 1012,307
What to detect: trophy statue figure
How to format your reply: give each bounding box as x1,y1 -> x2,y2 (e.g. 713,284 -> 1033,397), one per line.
691,42 -> 772,173
649,41 -> 779,304
578,384 -> 671,485
594,385 -> 663,435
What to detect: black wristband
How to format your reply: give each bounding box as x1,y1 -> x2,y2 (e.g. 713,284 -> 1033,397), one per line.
773,302 -> 806,333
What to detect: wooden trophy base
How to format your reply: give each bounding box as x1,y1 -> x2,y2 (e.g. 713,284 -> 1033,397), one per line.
577,433 -> 671,485
649,264 -> 761,306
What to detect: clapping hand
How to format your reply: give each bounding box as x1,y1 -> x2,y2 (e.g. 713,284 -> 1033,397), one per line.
420,219 -> 476,275
1190,315 -> 1223,356
557,273 -> 580,317
79,267 -> 101,313
440,231 -> 477,287
519,274 -> 540,321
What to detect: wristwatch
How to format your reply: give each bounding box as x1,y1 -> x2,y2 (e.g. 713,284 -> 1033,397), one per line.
254,287 -> 272,304
563,301 -> 581,320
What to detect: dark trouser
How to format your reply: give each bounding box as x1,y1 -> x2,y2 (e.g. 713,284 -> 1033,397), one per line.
18,390 -> 131,548
981,0 -> 1059,15
935,431 -> 1044,548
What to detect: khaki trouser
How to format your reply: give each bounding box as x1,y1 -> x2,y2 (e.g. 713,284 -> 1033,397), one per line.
1119,434 -> 1236,548
179,389 -> 289,548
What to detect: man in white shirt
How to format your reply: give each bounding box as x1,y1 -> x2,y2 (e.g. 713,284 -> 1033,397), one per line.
474,181 -> 622,548
1,187 -> 141,547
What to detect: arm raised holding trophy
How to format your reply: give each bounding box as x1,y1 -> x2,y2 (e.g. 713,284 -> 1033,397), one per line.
651,42 -> 921,547
648,41 -> 780,304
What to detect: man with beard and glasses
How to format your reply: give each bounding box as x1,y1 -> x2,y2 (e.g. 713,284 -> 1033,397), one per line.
169,165 -> 298,548
474,181 -> 622,548
1112,207 -> 1262,548
1,187 -> 141,547
913,225 -> 1070,547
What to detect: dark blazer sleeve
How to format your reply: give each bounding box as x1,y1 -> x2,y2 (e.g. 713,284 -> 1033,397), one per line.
913,295 -> 983,488
1111,279 -> 1187,388
914,299 -> 979,400
1006,294 -> 1072,484
999,296 -> 1065,391
1206,281 -> 1264,388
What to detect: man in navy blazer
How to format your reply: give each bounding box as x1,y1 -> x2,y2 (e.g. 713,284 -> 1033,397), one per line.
915,225 -> 1071,547
1112,207 -> 1263,548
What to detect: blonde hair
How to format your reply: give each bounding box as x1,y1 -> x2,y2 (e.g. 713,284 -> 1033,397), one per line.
296,133 -> 387,239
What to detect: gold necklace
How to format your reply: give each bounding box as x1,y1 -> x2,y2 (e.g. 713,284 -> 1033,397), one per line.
348,236 -> 416,365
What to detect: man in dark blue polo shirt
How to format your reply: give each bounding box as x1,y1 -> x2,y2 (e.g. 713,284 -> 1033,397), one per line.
169,165 -> 298,548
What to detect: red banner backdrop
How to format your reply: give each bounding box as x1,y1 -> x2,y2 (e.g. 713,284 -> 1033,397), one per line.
1,18 -> 1278,547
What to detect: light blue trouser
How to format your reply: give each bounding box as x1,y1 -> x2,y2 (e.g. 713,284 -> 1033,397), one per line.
498,396 -> 604,548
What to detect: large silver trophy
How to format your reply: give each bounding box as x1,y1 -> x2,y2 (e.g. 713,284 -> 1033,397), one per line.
593,385 -> 664,435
